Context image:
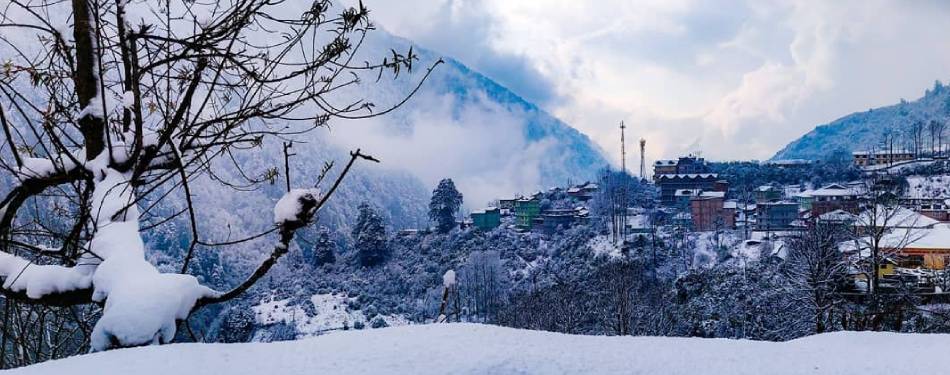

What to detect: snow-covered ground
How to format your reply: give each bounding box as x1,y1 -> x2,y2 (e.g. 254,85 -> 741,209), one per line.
10,323 -> 950,375
252,293 -> 408,338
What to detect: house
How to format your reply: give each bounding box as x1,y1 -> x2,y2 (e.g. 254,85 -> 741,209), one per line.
655,174 -> 720,206
498,198 -> 518,211
754,185 -> 783,204
514,198 -> 541,229
756,201 -> 799,230
567,181 -> 598,201
852,149 -> 915,167
537,209 -> 579,234
810,183 -> 862,216
793,190 -> 814,212
900,197 -> 950,222
471,208 -> 501,231
689,191 -> 736,231
653,160 -> 678,175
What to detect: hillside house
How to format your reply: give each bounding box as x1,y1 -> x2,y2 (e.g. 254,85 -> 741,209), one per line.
754,185 -> 783,204
756,201 -> 799,230
689,191 -> 737,231
514,198 -> 541,229
852,150 -> 914,167
656,174 -> 720,206
810,184 -> 862,216
471,208 -> 501,231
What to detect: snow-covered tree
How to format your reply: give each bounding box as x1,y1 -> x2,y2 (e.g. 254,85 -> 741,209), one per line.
353,203 -> 388,267
312,227 -> 337,267
428,178 -> 463,233
0,0 -> 436,358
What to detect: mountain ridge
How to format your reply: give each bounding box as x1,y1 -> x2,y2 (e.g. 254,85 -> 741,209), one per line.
772,81 -> 950,161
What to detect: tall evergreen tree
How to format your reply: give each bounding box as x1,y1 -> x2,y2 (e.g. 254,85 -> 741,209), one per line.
429,178 -> 464,233
353,203 -> 388,266
312,227 -> 337,266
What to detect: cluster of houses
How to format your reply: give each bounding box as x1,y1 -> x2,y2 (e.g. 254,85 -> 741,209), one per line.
653,155 -> 950,280
468,182 -> 597,234
464,152 -> 950,288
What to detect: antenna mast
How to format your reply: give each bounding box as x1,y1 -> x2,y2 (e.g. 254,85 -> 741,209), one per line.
639,138 -> 646,179
620,121 -> 627,174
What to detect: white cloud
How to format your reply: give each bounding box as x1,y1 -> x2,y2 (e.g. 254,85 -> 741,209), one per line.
353,0 -> 950,164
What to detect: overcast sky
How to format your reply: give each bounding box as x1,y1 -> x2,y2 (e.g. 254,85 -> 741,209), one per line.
349,0 -> 950,163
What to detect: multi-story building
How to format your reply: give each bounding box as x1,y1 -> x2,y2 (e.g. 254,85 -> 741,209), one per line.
756,201 -> 800,230
653,155 -> 721,206
514,198 -> 540,229
471,208 -> 501,230
852,150 -> 914,167
689,191 -> 736,231
656,174 -> 719,205
754,185 -> 783,204
810,183 -> 862,216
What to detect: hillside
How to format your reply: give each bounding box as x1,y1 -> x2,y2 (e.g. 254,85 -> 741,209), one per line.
773,81 -> 950,161
10,324 -> 948,375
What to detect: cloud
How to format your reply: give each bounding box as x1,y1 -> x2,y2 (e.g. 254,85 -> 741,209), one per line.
328,90 -> 554,209
351,0 -> 950,164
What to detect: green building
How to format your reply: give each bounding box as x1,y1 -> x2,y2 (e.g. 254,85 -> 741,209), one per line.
471,208 -> 501,231
514,198 -> 540,229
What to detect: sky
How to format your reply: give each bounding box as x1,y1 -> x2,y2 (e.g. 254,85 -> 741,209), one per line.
348,0 -> 950,163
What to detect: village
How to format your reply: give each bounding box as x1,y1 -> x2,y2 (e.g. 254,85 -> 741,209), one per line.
464,142 -> 950,296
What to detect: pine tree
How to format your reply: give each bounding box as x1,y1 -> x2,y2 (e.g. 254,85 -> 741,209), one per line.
429,178 -> 464,233
312,227 -> 336,266
353,203 -> 388,266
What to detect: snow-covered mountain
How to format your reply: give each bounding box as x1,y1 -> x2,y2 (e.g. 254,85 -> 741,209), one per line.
328,28 -> 610,207
11,324 -> 948,375
772,81 -> 950,161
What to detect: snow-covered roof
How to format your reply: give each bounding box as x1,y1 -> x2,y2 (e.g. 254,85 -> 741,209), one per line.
655,173 -> 719,180
723,200 -> 738,209
700,191 -> 725,198
810,184 -> 861,197
855,206 -> 940,229
818,209 -> 856,222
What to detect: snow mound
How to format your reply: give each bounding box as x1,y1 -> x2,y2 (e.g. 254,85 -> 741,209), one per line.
11,324 -> 950,375
252,293 -> 407,338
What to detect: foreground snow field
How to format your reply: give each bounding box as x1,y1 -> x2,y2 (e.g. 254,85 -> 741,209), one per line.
8,323 -> 948,375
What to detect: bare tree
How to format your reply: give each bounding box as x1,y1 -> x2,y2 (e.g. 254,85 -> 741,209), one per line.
783,222 -> 848,333
0,0 -> 438,359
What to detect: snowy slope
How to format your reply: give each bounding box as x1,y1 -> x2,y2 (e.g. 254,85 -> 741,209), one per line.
10,323 -> 950,375
773,81 -> 950,161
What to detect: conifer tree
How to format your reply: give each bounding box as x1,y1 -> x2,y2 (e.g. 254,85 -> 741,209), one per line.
429,179 -> 464,233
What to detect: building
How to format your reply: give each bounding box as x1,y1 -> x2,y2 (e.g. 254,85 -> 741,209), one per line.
537,209 -> 578,234
514,198 -> 540,229
793,190 -> 814,212
810,183 -> 862,216
653,160 -> 678,175
655,174 -> 719,206
756,201 -> 799,230
754,185 -> 783,204
852,149 -> 914,167
653,155 -> 711,176
567,181 -> 598,201
689,191 -> 736,231
900,197 -> 950,222
471,208 -> 501,231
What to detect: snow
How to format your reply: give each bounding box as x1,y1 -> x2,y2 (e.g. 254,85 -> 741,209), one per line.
252,293 -> 408,338
11,324 -> 950,375
273,188 -> 321,224
442,269 -> 456,288
0,252 -> 92,298
2,160 -> 217,351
